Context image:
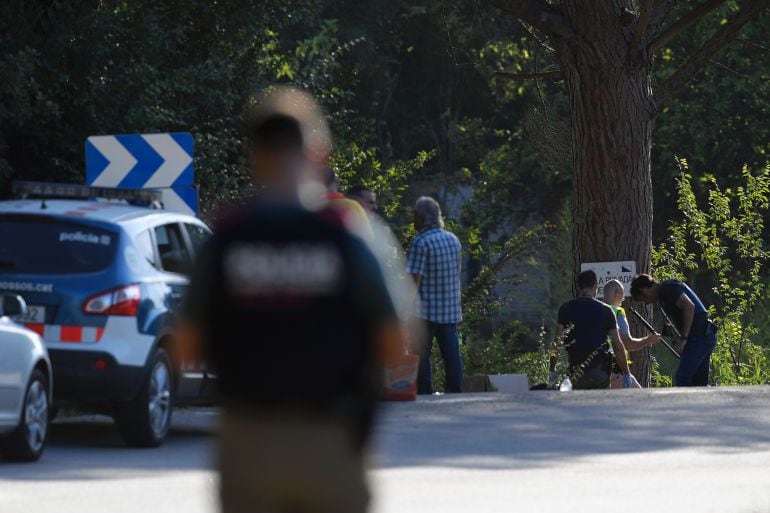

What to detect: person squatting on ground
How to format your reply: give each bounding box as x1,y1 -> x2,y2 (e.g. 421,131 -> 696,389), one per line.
602,279 -> 661,389
406,196 -> 463,394
179,87 -> 402,513
550,270 -> 635,390
631,274 -> 717,387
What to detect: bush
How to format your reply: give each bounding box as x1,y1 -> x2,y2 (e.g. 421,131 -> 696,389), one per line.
652,160 -> 770,385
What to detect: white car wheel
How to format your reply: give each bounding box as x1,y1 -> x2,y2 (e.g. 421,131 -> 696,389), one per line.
1,370 -> 49,462
116,348 -> 173,447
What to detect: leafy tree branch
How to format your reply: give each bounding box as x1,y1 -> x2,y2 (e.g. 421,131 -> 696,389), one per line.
650,0 -> 730,54
656,0 -> 770,107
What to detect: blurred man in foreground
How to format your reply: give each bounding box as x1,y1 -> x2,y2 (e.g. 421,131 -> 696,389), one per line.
631,274 -> 716,386
602,279 -> 660,388
550,270 -> 634,389
180,87 -> 400,513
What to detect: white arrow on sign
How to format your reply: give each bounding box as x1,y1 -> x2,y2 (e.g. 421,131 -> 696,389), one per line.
89,136 -> 138,187
159,189 -> 195,216
142,133 -> 193,188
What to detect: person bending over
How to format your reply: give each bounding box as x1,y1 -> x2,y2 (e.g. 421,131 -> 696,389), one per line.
630,274 -> 716,387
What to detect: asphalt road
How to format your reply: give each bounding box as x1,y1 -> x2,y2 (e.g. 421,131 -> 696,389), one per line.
373,387 -> 770,513
0,408 -> 219,513
1,387 -> 770,513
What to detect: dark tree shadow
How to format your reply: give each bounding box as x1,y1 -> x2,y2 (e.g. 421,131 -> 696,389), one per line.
0,409 -> 217,479
371,387 -> 770,470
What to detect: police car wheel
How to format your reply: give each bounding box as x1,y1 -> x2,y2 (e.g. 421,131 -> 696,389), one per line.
116,348 -> 173,448
0,370 -> 49,462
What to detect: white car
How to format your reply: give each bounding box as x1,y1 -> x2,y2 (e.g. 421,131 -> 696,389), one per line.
0,294 -> 52,462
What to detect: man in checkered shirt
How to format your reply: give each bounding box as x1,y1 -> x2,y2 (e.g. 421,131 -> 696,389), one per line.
406,196 -> 463,394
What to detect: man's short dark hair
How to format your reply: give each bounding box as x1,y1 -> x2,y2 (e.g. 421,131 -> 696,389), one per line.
347,185 -> 371,197
577,270 -> 598,290
245,113 -> 304,152
243,86 -> 332,160
630,274 -> 657,299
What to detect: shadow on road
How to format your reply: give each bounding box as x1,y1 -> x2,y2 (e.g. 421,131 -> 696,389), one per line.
0,410 -> 216,480
47,421 -> 212,448
373,387 -> 770,470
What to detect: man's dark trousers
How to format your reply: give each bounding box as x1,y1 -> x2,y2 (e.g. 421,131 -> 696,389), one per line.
676,330 -> 717,386
417,322 -> 463,394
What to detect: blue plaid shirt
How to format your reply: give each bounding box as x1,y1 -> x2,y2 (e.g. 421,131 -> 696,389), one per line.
406,227 -> 462,324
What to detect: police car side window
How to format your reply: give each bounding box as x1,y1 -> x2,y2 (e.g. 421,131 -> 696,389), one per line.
184,224 -> 211,256
154,223 -> 192,274
135,230 -> 156,267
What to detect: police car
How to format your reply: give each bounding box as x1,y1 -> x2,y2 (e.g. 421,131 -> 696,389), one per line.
0,182 -> 213,447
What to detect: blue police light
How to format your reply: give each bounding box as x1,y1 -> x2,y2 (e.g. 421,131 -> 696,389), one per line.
12,181 -> 163,206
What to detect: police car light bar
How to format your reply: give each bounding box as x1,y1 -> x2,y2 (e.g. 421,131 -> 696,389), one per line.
12,181 -> 163,206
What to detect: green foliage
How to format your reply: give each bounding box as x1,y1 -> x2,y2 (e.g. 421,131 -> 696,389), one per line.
331,146 -> 435,247
749,289 -> 770,349
651,357 -> 674,388
462,322 -> 535,376
462,224 -> 550,330
422,221 -> 556,389
652,3 -> 770,235
0,1 -> 311,194
427,322 -> 554,392
541,204 -> 574,324
652,160 -> 770,385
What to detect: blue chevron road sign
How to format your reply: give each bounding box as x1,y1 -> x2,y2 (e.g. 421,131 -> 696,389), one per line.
85,132 -> 197,215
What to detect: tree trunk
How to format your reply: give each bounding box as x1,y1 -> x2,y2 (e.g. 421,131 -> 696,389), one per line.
557,2 -> 656,385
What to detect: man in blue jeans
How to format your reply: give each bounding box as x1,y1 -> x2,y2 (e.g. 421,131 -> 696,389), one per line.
406,196 -> 463,394
631,274 -> 717,386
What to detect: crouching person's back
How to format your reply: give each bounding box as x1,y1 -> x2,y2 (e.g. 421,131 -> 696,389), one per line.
549,270 -> 634,390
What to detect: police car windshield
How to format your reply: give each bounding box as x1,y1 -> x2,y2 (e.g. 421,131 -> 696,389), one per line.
0,216 -> 118,275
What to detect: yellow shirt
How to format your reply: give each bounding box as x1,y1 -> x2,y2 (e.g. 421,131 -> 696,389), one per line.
327,196 -> 374,240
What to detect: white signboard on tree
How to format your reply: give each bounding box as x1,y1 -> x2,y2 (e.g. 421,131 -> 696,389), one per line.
580,261 -> 636,297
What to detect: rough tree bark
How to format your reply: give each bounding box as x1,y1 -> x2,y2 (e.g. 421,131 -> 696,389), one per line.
556,2 -> 656,384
